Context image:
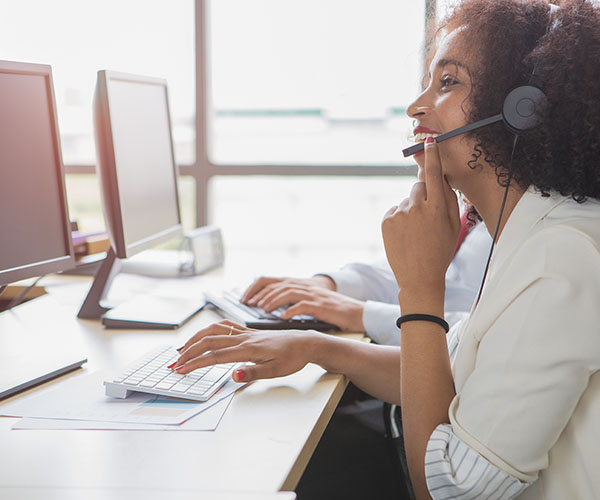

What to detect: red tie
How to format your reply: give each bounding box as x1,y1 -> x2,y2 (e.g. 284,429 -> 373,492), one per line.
454,212 -> 474,256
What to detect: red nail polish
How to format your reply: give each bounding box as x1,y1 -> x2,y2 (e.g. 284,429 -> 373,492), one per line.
167,362 -> 176,369
425,136 -> 435,144
233,369 -> 246,382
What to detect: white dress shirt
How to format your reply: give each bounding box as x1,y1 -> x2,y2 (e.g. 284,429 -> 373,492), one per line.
426,189 -> 600,499
323,221 -> 492,345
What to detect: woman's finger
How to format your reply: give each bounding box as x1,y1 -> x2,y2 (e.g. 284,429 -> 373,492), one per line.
175,343 -> 253,374
175,333 -> 246,367
178,320 -> 244,354
423,138 -> 446,207
234,360 -> 284,382
409,181 -> 427,205
383,204 -> 399,219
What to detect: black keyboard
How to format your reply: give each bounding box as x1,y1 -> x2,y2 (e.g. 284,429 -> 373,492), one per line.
206,290 -> 339,331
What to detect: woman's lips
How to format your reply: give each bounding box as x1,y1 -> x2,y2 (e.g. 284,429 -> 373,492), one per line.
409,127 -> 441,158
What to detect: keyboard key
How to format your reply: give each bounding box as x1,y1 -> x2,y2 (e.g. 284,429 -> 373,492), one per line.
139,379 -> 158,388
170,382 -> 192,393
156,381 -> 177,390
187,387 -> 208,395
202,366 -> 230,384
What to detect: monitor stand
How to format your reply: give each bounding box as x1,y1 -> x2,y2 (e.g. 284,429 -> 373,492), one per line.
77,247 -> 205,329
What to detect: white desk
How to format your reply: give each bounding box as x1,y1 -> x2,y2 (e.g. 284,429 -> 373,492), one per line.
0,488 -> 296,500
0,271 -> 356,494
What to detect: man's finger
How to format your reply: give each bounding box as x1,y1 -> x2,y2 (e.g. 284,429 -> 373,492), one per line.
280,300 -> 319,320
241,277 -> 280,303
261,289 -> 312,312
257,284 -> 305,310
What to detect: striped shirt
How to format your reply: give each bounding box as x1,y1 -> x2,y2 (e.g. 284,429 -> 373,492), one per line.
424,328 -> 529,500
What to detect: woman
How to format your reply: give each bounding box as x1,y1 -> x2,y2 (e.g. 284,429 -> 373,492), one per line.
173,1 -> 600,498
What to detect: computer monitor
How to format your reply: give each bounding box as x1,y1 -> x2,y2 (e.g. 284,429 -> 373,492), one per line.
78,71 -> 202,328
0,59 -> 86,399
0,60 -> 75,286
95,70 -> 182,259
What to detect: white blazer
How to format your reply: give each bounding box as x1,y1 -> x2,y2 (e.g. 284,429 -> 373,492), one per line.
449,188 -> 600,499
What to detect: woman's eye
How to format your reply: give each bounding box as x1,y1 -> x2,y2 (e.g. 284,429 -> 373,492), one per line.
440,76 -> 458,89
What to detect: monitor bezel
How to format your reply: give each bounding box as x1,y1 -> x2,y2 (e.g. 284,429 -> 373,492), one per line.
0,59 -> 75,287
94,70 -> 183,260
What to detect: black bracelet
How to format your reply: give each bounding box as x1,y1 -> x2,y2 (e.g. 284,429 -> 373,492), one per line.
396,314 -> 449,333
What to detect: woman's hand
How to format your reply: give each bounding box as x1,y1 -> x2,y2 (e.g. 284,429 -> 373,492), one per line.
172,320 -> 320,382
381,138 -> 460,309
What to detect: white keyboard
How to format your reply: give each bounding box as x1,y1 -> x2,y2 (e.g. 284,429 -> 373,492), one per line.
104,345 -> 237,402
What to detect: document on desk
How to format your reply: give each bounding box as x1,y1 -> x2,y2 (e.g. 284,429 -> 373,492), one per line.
12,392 -> 233,430
1,370 -> 245,426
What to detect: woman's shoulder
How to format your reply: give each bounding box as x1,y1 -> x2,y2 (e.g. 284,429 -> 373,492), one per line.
537,196 -> 600,250
516,197 -> 600,281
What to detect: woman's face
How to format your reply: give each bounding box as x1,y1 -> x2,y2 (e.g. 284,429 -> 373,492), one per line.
407,29 -> 477,187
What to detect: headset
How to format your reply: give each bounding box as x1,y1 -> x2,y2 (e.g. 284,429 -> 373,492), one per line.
401,3 -> 560,304
402,83 -> 548,158
402,3 -> 560,158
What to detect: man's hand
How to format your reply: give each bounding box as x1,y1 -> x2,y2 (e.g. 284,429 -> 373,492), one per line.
241,276 -> 365,332
242,275 -> 336,304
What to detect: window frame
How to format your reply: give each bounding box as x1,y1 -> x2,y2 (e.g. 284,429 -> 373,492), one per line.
65,0 -> 440,226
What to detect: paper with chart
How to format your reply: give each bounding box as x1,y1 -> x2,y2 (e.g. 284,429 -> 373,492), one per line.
1,369 -> 245,426
11,391 -> 233,430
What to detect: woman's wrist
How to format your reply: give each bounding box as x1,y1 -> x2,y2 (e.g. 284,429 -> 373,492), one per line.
306,331 -> 344,373
398,282 -> 445,317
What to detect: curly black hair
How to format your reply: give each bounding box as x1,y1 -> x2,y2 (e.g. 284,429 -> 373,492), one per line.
436,0 -> 600,206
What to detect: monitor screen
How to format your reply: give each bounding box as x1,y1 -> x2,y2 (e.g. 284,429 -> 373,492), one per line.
0,60 -> 74,286
95,71 -> 182,258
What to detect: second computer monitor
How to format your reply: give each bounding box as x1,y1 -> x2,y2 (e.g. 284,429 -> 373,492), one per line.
78,70 -> 190,324
0,60 -> 74,286
94,70 -> 182,259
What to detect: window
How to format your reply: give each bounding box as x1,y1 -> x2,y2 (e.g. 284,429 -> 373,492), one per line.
0,0 -> 196,232
202,1 -> 425,262
206,0 -> 425,166
209,175 -> 417,269
0,0 -> 195,166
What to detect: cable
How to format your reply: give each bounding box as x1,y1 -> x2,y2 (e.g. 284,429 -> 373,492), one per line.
475,135 -> 519,305
5,275 -> 45,310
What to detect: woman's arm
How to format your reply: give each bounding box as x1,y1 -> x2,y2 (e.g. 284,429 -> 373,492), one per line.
381,138 -> 460,499
173,321 -> 402,405
398,296 -> 456,500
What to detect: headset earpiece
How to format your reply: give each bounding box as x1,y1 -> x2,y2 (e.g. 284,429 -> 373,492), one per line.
502,85 -> 548,134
